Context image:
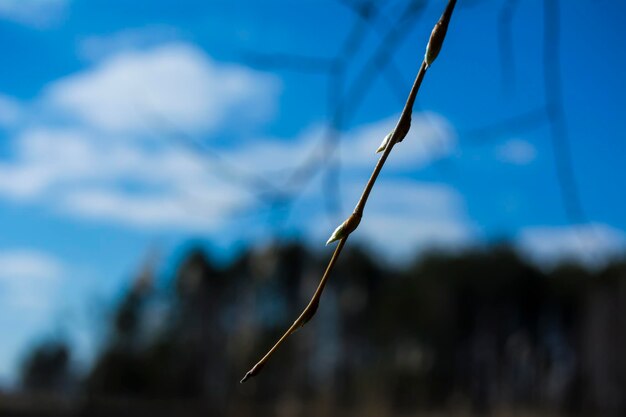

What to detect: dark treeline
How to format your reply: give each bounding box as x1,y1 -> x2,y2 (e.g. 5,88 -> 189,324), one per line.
13,243 -> 626,416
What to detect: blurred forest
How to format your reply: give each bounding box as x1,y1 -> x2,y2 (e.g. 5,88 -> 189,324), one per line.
2,243 -> 625,417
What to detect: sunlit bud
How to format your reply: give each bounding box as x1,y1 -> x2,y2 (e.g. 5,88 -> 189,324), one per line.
326,213 -> 362,245
425,0 -> 456,67
378,115 -> 411,153
376,132 -> 393,153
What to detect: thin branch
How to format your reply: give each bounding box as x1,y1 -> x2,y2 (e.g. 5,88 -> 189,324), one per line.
338,0 -> 413,105
241,0 -> 458,383
543,0 -> 586,224
240,238 -> 347,382
242,51 -> 337,74
355,61 -> 427,216
464,105 -> 551,141
498,0 -> 520,96
145,112 -> 288,205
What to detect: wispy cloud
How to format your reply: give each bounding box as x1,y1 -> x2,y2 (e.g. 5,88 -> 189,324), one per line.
348,180 -> 476,259
0,94 -> 23,128
0,42 -> 286,230
517,223 -> 626,269
0,115 -> 457,235
61,186 -> 246,231
0,34 -> 464,241
496,139 -> 536,165
226,112 -> 457,181
0,127 -> 253,229
0,0 -> 68,28
0,249 -> 64,310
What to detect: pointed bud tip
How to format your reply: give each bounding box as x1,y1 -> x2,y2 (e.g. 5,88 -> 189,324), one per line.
241,362 -> 265,383
376,132 -> 392,154
326,213 -> 362,245
326,233 -> 340,246
326,222 -> 345,245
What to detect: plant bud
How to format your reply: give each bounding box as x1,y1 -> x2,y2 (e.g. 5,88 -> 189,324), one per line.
326,213 -> 362,245
425,0 -> 456,67
376,132 -> 393,153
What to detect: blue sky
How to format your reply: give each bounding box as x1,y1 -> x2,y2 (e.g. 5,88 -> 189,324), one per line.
0,0 -> 624,385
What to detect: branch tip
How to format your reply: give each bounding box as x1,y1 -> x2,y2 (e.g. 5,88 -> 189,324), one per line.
241,361 -> 264,383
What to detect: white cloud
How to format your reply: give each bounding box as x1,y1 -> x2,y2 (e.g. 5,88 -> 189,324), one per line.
517,223 -> 626,269
0,127 -> 252,230
496,139 -> 536,165
0,42 -> 283,231
0,250 -> 62,281
0,94 -> 22,128
0,48 -> 458,237
224,124 -> 322,177
0,108 -> 457,232
45,43 -> 280,134
0,0 -> 68,28
61,187 -> 245,231
0,129 -> 100,199
0,249 -> 64,310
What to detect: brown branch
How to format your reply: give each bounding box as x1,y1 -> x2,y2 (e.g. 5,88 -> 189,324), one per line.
241,0 -> 458,383
240,237 -> 347,383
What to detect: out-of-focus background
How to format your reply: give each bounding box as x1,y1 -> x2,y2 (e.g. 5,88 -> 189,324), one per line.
0,0 -> 625,416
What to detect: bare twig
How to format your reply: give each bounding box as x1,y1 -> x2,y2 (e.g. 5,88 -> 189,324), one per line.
145,111 -> 288,205
242,52 -> 336,74
464,105 -> 552,141
499,0 -> 520,96
542,0 -> 586,224
241,0 -> 458,383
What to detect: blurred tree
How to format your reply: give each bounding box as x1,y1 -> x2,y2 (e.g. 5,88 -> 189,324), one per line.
21,340 -> 72,393
70,242 -> 626,416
